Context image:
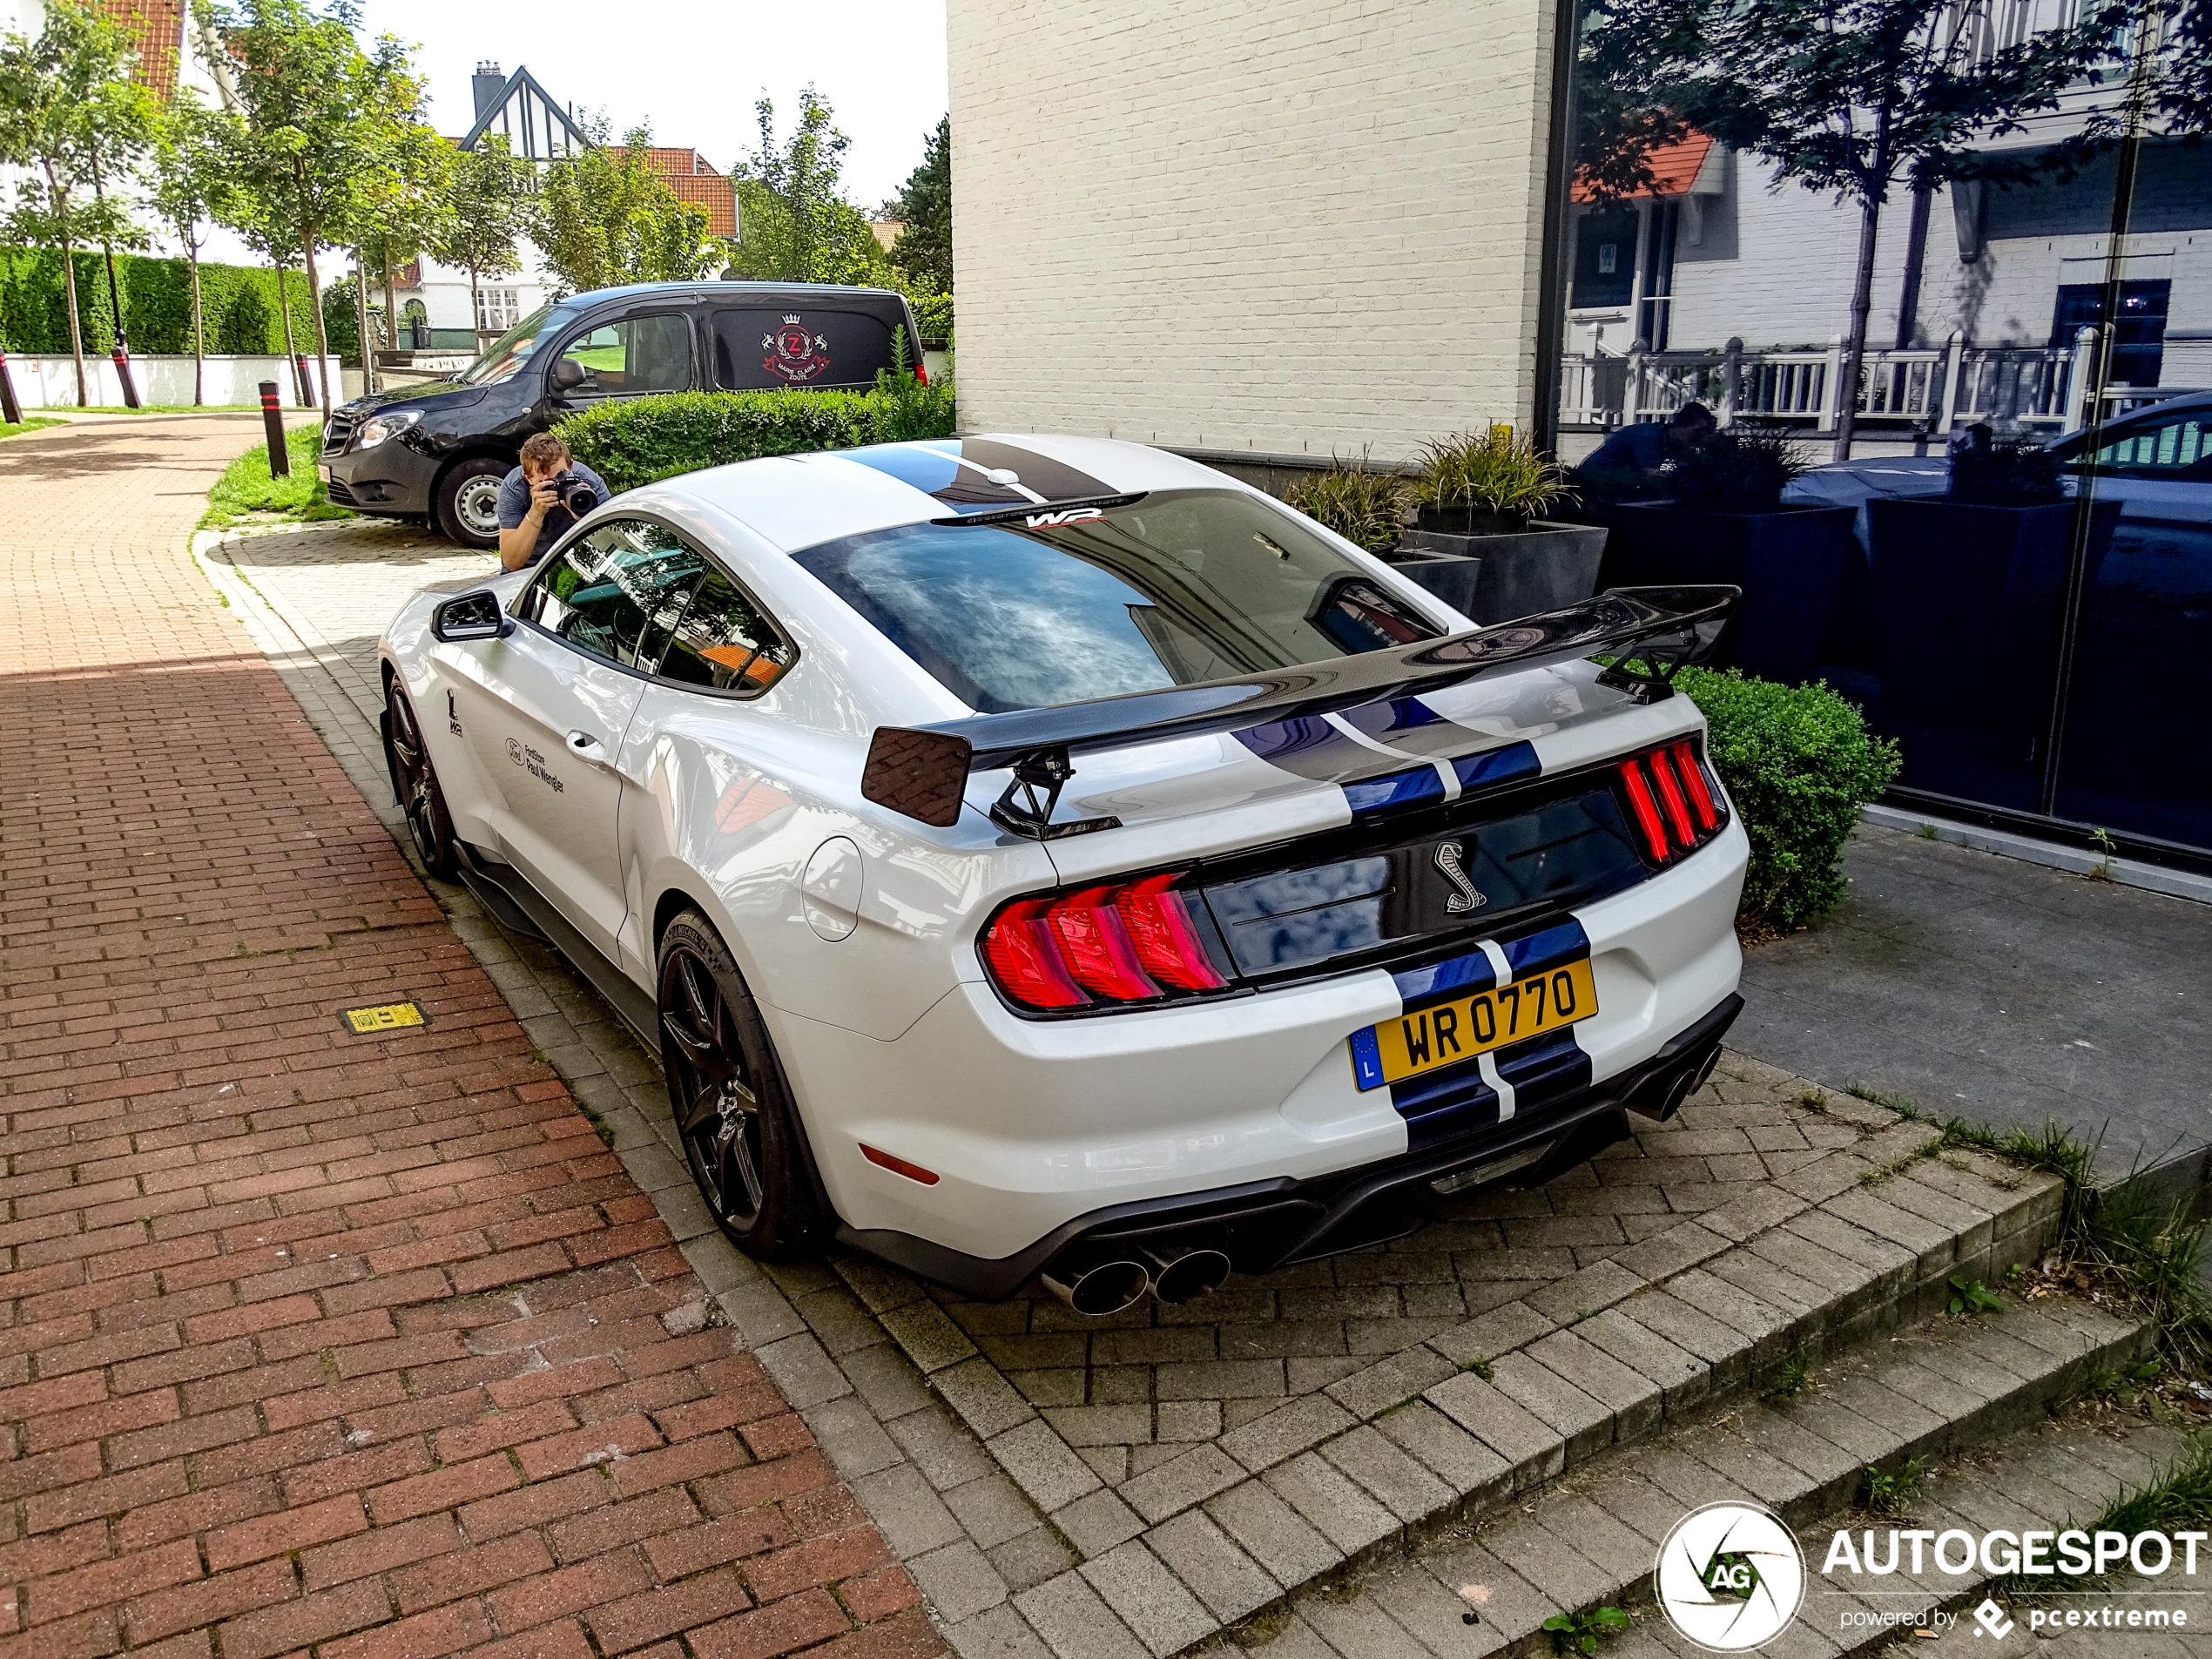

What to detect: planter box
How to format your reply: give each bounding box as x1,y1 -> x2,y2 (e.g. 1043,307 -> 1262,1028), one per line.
1579,502 -> 1858,685
1386,520 -> 1607,623
1866,496 -> 2123,806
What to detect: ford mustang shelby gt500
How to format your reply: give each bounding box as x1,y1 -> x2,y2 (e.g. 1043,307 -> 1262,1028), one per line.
379,435 -> 1749,1314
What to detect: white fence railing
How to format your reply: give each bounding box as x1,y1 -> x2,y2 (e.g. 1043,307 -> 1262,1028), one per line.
1558,326 -> 2194,437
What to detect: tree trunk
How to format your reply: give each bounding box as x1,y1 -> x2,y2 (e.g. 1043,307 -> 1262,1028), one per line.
300,220 -> 333,421
1893,186 -> 1932,352
274,256 -> 302,402
188,234 -> 206,406
1832,111 -> 1894,464
355,250 -> 374,397
60,237 -> 87,407
468,264 -> 481,347
381,255 -> 396,356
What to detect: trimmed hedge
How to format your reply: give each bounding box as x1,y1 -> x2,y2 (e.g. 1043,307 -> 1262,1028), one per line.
552,381 -> 958,493
0,247 -> 317,355
1677,666 -> 1900,931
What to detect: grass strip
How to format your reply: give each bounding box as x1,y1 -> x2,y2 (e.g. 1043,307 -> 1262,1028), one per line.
203,421 -> 352,529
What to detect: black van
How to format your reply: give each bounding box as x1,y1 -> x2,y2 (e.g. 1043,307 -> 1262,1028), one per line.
320,281 -> 927,547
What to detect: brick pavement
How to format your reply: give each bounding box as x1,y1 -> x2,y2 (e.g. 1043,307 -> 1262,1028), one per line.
0,417 -> 936,1659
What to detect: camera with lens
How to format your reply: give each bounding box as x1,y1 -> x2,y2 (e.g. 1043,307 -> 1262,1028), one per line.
551,470 -> 598,518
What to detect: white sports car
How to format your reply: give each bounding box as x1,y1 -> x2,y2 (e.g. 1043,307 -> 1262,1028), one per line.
378,436 -> 1750,1315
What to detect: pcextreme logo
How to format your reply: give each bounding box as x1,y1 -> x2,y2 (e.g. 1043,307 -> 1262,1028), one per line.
1655,1502 -> 1807,1652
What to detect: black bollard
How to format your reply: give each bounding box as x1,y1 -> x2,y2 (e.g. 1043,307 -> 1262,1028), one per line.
260,381 -> 290,479
0,350 -> 21,426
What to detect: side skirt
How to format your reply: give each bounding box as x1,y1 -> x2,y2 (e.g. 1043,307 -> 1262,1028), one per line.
454,841 -> 659,1050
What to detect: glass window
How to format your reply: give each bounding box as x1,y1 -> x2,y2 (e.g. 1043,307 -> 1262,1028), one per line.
1571,207 -> 1637,310
791,489 -> 1442,713
461,304 -> 572,386
2072,408 -> 2212,475
658,570 -> 797,696
516,519 -> 706,671
555,314 -> 693,395
711,307 -> 902,390
475,287 -> 522,332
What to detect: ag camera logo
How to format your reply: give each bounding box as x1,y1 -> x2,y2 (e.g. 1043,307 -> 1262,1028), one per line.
1656,1502 -> 1806,1651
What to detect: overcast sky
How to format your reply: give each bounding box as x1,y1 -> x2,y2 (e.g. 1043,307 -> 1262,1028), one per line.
358,0 -> 949,211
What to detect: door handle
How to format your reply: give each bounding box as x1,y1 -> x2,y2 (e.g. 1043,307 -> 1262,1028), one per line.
566,730 -> 610,766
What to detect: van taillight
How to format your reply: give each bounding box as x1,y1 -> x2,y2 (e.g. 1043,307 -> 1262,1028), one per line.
1616,738 -> 1725,865
981,872 -> 1224,1011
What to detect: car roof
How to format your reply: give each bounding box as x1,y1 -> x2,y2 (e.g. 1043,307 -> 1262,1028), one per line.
631,435 -> 1242,556
558,280 -> 910,309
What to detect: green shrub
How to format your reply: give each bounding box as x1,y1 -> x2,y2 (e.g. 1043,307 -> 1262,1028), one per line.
553,382 -> 958,493
1282,457 -> 1407,554
1676,666 -> 1900,931
1413,424 -> 1575,528
0,247 -> 314,355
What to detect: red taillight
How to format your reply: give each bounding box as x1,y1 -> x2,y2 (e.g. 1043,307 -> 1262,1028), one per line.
914,363 -> 929,385
1672,740 -> 1719,829
982,898 -> 1089,1008
1646,747 -> 1696,848
1115,873 -> 1227,992
1047,887 -> 1161,1001
982,873 -> 1224,1011
1618,758 -> 1671,862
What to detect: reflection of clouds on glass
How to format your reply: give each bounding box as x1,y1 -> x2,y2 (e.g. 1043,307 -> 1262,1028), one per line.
839,539 -> 1173,712
1244,902 -> 1385,970
1211,858 -> 1392,927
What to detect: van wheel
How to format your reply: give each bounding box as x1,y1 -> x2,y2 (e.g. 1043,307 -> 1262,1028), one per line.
658,909 -> 827,1260
435,457 -> 509,549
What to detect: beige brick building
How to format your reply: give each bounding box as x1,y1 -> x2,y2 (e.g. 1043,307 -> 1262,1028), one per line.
947,0 -> 1562,462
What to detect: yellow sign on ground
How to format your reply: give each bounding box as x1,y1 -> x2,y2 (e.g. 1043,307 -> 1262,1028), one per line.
342,1001 -> 426,1035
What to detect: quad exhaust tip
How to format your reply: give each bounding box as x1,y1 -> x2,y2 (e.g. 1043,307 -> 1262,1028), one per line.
1141,1244 -> 1231,1305
1041,1252 -> 1150,1317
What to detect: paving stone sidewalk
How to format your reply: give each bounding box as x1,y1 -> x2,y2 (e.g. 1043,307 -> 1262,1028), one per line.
0,418 -> 936,1659
196,515 -> 2023,1659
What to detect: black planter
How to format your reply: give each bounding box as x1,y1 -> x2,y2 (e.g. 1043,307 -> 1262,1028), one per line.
1866,496 -> 2123,808
1386,520 -> 1608,623
1578,502 -> 1857,685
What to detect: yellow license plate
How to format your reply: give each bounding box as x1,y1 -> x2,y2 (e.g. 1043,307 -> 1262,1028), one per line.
1350,959 -> 1598,1089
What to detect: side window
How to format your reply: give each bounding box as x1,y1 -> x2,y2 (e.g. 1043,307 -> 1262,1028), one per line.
711,308 -> 900,390
2069,412 -> 2212,476
658,567 -> 798,696
516,519 -> 706,671
555,314 -> 692,396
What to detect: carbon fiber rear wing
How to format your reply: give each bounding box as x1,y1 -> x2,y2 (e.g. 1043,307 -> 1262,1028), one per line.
860,584 -> 1740,837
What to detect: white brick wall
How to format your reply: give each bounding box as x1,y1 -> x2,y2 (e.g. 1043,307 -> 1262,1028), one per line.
948,0 -> 1558,459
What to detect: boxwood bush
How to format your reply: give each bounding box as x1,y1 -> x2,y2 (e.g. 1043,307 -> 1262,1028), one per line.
552,380 -> 957,493
1676,666 -> 1900,931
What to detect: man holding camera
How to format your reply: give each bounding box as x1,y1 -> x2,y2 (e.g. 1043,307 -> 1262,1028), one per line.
497,431 -> 610,571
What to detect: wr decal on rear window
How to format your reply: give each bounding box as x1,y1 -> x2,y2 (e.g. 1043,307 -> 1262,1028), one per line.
1024,508 -> 1104,528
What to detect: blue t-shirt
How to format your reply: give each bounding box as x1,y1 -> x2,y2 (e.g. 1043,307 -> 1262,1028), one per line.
1582,421 -> 1673,475
497,460 -> 610,565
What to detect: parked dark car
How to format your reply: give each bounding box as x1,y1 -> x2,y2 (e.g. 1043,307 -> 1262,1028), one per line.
320,281 -> 928,547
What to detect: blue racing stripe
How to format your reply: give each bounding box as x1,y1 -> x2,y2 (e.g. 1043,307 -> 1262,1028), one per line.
1339,696 -> 1447,745
1343,765 -> 1445,819
836,443 -> 964,496
1501,917 -> 1592,976
1390,1061 -> 1504,1150
1391,947 -> 1497,1010
1451,740 -> 1541,796
1493,1028 -> 1594,1115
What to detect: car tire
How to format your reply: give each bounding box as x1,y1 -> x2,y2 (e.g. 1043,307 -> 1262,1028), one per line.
658,908 -> 828,1260
435,456 -> 509,549
381,675 -> 459,880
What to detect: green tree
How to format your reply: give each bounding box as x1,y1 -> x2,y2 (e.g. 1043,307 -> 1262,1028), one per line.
887,113 -> 951,293
196,0 -> 440,417
0,0 -> 157,404
1577,0 -> 2129,459
432,132 -> 530,341
353,110 -> 450,376
148,100 -> 237,403
726,89 -> 888,286
530,120 -> 724,296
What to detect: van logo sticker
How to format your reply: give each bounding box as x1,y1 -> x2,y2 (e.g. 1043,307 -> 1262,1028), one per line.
1433,840 -> 1487,914
762,317 -> 832,385
1024,507 -> 1105,529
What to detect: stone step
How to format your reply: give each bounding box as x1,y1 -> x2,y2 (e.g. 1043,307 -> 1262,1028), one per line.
1242,1290 -> 2154,1659
880,1082 -> 2076,1659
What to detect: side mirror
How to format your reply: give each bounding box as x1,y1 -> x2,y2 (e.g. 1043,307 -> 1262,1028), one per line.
550,358 -> 586,391
431,590 -> 513,642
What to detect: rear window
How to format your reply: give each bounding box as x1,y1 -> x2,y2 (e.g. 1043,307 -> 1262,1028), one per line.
712,307 -> 900,390
791,489 -> 1443,713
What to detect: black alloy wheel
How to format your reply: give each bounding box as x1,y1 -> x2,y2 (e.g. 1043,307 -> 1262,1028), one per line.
381,678 -> 458,880
658,909 -> 825,1258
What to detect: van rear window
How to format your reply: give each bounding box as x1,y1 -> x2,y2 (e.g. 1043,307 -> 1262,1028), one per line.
711,308 -> 900,390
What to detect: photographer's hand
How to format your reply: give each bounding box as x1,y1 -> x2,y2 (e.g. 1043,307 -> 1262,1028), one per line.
528,474 -> 559,522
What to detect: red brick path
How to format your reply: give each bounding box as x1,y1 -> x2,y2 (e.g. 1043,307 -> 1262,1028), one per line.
0,418 -> 935,1659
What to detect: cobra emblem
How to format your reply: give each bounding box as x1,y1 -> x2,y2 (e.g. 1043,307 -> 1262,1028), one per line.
1433,840 -> 1487,914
